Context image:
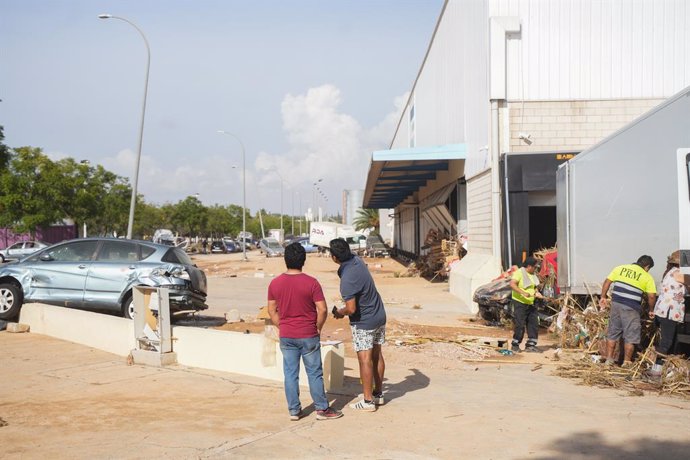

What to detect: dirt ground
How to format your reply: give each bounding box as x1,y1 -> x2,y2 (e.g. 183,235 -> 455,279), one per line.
3,250 -> 690,459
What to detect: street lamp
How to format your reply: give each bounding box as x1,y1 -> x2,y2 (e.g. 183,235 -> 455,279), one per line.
99,14 -> 150,240
271,170 -> 285,233
217,130 -> 248,261
312,178 -> 323,222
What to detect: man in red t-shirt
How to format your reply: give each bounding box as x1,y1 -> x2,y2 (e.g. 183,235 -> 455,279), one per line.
267,242 -> 343,421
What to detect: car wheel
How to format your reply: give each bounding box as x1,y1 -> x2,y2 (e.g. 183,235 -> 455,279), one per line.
121,292 -> 135,320
0,254 -> 5,263
0,282 -> 22,320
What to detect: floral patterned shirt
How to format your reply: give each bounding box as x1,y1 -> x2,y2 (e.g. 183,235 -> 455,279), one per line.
653,267 -> 687,323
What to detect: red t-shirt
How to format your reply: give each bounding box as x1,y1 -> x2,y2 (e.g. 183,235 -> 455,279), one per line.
267,273 -> 325,339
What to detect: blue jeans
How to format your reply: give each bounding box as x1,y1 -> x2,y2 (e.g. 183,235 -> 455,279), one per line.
279,336 -> 329,415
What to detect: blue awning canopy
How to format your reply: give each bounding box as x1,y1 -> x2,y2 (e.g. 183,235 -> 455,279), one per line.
363,144 -> 467,208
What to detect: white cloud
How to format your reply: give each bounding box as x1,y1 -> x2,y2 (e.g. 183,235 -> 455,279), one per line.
255,84 -> 405,213
95,85 -> 406,212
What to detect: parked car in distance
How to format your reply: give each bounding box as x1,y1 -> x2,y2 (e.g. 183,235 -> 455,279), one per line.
0,241 -> 49,263
259,238 -> 285,257
0,238 -> 208,321
365,236 -> 389,258
210,240 -> 227,254
222,237 -> 239,253
291,237 -> 318,253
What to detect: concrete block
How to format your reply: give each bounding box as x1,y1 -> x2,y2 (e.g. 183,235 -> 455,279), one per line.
224,309 -> 241,323
6,323 -> 30,333
131,349 -> 178,367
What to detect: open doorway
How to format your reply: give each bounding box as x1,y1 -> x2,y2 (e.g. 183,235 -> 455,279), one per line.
529,206 -> 557,253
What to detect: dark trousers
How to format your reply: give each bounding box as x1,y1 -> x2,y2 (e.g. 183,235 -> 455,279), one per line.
512,300 -> 538,347
655,316 -> 680,362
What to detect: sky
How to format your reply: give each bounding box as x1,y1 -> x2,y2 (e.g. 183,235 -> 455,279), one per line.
0,0 -> 443,216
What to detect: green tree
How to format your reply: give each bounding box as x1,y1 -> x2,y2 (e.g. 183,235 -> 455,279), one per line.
171,196 -> 208,236
0,126 -> 10,169
353,208 -> 380,234
0,147 -> 65,235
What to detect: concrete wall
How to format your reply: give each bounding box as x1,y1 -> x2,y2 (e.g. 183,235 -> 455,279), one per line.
19,304 -> 344,390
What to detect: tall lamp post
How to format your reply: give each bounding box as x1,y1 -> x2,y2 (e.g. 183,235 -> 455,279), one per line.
217,130 -> 248,261
99,14 -> 150,240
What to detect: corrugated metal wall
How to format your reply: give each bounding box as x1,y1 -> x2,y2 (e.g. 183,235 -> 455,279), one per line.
466,170 -> 494,254
391,0 -> 490,172
491,0 -> 690,100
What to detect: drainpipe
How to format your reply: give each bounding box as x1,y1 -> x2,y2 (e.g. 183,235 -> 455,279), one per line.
489,16 -> 520,266
491,100 -> 502,261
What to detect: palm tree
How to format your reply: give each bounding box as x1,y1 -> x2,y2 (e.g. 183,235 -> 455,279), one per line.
353,208 -> 379,233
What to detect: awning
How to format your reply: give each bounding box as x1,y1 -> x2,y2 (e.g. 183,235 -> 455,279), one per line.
363,144 -> 467,209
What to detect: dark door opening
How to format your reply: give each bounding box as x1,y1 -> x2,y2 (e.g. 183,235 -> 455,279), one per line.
529,206 -> 557,254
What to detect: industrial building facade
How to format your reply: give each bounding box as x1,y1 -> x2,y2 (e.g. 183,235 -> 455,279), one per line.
363,0 -> 690,310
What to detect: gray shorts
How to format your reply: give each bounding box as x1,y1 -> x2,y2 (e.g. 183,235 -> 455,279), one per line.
350,324 -> 386,353
606,302 -> 641,344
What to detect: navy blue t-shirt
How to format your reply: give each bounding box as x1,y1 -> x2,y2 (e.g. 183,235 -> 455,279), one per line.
337,256 -> 386,329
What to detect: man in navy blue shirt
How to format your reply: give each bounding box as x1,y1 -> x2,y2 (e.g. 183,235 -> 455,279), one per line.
330,238 -> 387,412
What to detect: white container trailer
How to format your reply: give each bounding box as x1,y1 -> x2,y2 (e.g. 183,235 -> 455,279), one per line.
309,222 -> 364,252
557,87 -> 690,294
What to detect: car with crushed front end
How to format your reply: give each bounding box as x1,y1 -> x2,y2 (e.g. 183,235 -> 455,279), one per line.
0,237 -> 208,321
0,241 -> 50,263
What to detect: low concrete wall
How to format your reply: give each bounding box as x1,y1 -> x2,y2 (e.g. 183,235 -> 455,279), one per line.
18,303 -> 344,390
19,303 -> 135,356
449,253 -> 503,313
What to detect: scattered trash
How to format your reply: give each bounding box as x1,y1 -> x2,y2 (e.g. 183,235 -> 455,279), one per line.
498,349 -> 514,356
412,304 -> 422,310
0,417 -> 8,428
531,364 -> 543,372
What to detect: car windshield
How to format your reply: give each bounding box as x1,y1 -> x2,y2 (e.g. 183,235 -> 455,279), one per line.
268,241 -> 282,249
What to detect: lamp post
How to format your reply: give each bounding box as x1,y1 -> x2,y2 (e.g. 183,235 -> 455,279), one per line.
99,14 -> 150,240
312,178 -> 323,222
217,130 -> 248,261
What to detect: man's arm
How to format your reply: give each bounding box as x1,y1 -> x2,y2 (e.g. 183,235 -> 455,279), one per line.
267,299 -> 280,327
315,300 -> 327,333
599,278 -> 612,308
646,293 -> 657,319
333,298 -> 357,318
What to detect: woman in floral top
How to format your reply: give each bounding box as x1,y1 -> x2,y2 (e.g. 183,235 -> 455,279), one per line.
652,250 -> 687,364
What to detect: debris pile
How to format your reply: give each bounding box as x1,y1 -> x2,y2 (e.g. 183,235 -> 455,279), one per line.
392,336 -> 496,361
554,344 -> 690,400
415,229 -> 464,279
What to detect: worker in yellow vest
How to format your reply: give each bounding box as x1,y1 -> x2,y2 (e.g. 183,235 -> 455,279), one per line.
599,255 -> 657,367
510,257 -> 544,353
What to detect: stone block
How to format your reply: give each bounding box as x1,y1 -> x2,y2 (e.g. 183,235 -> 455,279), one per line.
6,322 -> 30,333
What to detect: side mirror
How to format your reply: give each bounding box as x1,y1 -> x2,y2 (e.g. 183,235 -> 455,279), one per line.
40,253 -> 54,262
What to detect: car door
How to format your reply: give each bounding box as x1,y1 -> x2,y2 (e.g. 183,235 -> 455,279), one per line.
83,240 -> 142,310
18,242 -> 36,258
25,240 -> 98,307
5,242 -> 24,260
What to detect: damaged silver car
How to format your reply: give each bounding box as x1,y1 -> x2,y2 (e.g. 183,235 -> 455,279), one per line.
0,238 -> 208,320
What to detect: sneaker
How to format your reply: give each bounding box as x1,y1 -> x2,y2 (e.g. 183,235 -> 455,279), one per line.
525,345 -> 540,353
316,407 -> 343,420
373,392 -> 385,406
349,399 -> 376,412
289,411 -> 302,421
511,344 -> 521,353
605,358 -> 616,366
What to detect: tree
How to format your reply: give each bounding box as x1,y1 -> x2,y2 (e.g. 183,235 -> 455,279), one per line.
353,208 -> 380,233
170,196 -> 208,236
0,147 -> 66,235
0,126 -> 10,169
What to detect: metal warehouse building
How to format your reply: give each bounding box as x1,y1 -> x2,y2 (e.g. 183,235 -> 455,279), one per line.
363,0 -> 690,310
